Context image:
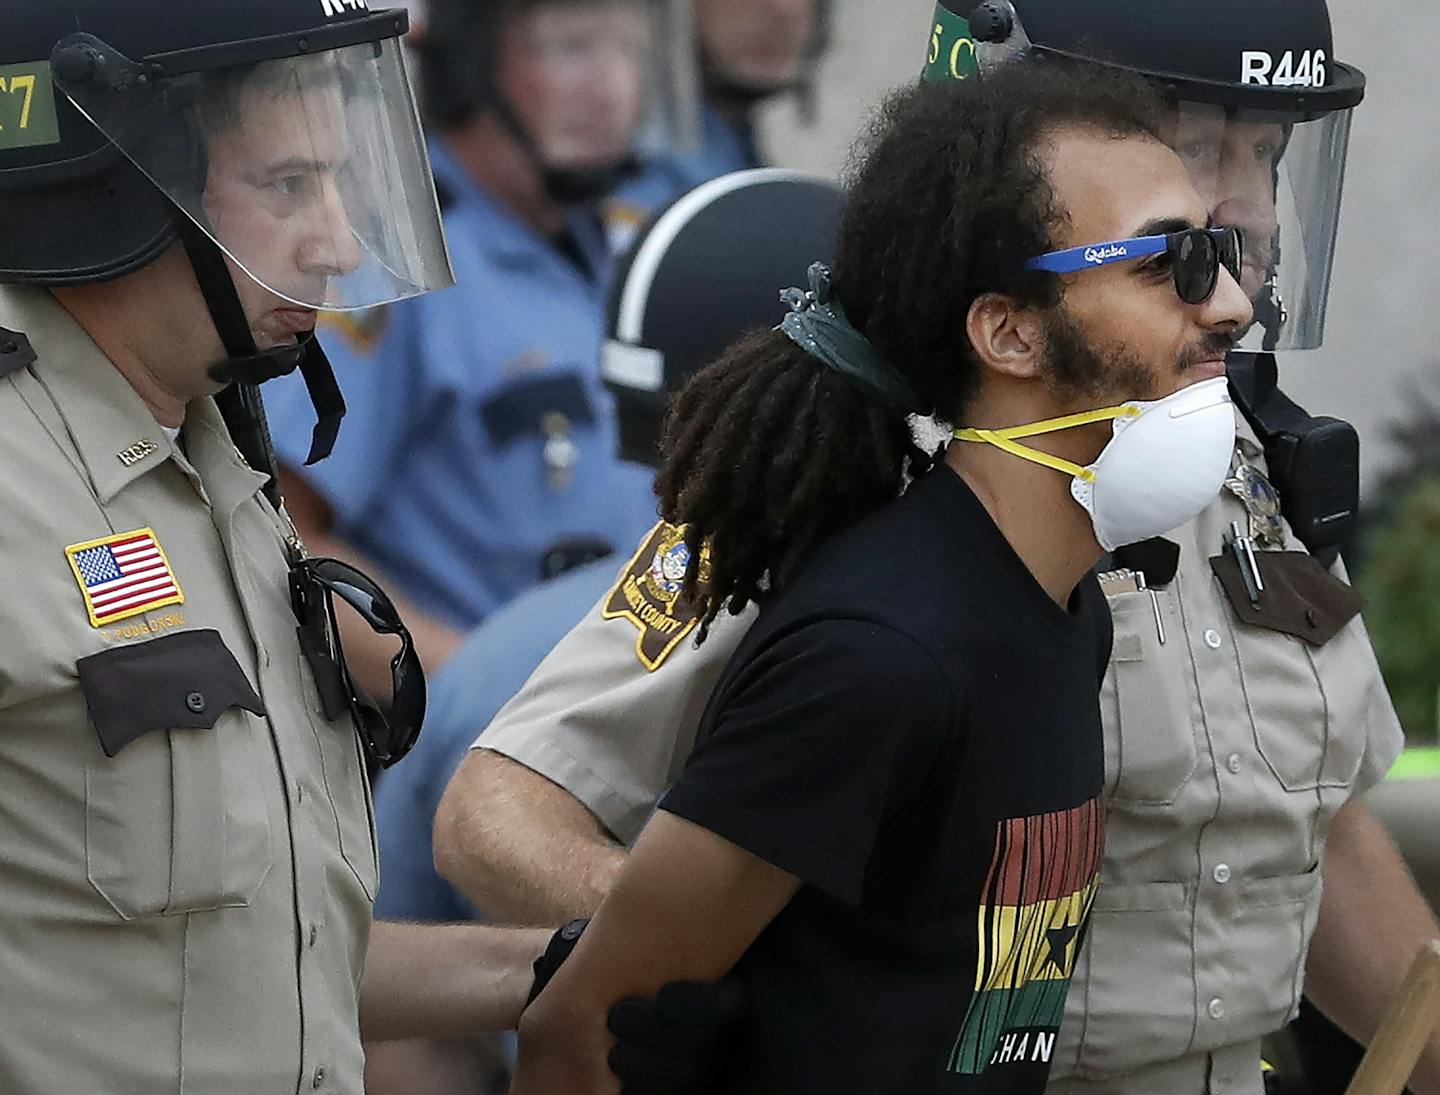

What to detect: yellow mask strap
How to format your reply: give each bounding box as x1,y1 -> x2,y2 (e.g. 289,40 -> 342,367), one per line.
953,405 -> 1139,484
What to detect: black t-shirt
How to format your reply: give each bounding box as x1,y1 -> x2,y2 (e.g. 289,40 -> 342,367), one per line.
659,467 -> 1112,1094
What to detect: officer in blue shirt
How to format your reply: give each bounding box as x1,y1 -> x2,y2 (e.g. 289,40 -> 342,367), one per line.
606,0 -> 831,251
262,0 -> 694,700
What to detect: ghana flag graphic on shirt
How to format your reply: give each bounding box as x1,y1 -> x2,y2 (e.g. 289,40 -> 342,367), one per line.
948,797 -> 1105,1075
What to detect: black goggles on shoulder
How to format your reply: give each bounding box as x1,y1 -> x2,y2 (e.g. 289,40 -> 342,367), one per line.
288,556 -> 425,769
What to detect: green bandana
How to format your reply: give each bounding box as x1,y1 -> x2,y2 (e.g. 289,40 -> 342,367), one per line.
777,263 -> 923,414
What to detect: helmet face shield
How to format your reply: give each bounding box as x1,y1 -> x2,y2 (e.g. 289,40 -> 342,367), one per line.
926,0 -> 1362,353
56,37 -> 453,311
1167,100 -> 1353,351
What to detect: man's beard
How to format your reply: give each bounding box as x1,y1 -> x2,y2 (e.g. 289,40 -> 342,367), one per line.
1041,304 -> 1151,400
1041,303 -> 1238,401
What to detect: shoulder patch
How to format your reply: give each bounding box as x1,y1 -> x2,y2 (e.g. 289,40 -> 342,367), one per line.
601,521 -> 711,671
319,306 -> 389,354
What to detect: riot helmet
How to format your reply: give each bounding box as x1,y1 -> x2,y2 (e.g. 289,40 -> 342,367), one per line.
417,0 -> 701,204
603,167 -> 843,465
1,0 -> 455,466
4,0 -> 450,308
925,0 -> 1364,352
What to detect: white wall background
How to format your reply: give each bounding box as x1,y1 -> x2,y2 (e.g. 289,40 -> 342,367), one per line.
760,0 -> 1440,491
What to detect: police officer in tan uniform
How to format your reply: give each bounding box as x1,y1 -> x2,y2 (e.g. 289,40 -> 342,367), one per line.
436,3 -> 1440,1092
0,1 -> 630,1090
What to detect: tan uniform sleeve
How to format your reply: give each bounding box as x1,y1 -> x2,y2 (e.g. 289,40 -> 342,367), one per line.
476,522 -> 755,845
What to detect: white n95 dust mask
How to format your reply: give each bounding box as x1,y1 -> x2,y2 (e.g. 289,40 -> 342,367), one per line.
953,376 -> 1236,551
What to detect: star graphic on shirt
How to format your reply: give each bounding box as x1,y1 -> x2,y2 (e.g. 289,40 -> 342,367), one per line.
1044,923 -> 1079,975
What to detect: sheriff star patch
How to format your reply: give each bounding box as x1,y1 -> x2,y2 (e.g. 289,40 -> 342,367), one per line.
65,527 -> 185,629
602,521 -> 711,671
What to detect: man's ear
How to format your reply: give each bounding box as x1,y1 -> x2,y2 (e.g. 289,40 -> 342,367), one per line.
966,293 -> 1046,380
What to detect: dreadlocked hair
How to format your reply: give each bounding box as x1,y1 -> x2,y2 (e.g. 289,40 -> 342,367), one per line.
657,58 -> 1165,641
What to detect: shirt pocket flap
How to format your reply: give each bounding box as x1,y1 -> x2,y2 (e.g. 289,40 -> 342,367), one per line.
1236,861 -> 1322,907
1209,551 -> 1365,647
480,371 -> 596,446
77,629 -> 266,758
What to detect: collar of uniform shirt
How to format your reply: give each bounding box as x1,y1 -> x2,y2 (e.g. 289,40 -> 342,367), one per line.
0,284 -> 176,503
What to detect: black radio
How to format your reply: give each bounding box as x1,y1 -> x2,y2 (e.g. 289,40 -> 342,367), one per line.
1227,351 -> 1360,565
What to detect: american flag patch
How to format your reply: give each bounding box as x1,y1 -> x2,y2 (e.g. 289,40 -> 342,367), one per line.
65,528 -> 185,628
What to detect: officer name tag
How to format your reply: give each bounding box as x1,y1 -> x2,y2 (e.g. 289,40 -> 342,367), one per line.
1096,568 -> 1141,597
601,522 -> 708,671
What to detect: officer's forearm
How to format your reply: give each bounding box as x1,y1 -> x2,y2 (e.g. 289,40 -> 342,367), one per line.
434,749 -> 626,925
359,920 -> 550,1042
511,810 -> 799,1095
1305,797 -> 1440,1095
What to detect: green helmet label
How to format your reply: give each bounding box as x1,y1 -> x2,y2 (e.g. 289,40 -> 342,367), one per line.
923,4 -> 980,83
0,61 -> 61,151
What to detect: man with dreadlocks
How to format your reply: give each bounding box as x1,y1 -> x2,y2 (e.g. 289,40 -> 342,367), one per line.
508,58 -> 1249,1094
442,2 -> 1434,1092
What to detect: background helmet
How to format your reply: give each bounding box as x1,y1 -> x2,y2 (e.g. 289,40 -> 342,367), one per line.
926,0 -> 1364,352
1,0 -> 450,309
603,167 -> 843,465
1,0 -> 455,472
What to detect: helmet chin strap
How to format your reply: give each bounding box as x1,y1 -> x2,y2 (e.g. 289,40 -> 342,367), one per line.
174,215 -> 346,501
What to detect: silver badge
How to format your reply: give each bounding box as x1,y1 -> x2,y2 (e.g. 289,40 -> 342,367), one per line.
541,411 -> 577,491
1224,458 -> 1286,548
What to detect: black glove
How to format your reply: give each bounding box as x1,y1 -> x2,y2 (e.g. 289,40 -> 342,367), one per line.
528,917 -> 589,1006
606,976 -> 746,1095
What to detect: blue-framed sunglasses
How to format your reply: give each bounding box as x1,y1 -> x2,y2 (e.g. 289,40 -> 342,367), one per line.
1025,226 -> 1243,305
